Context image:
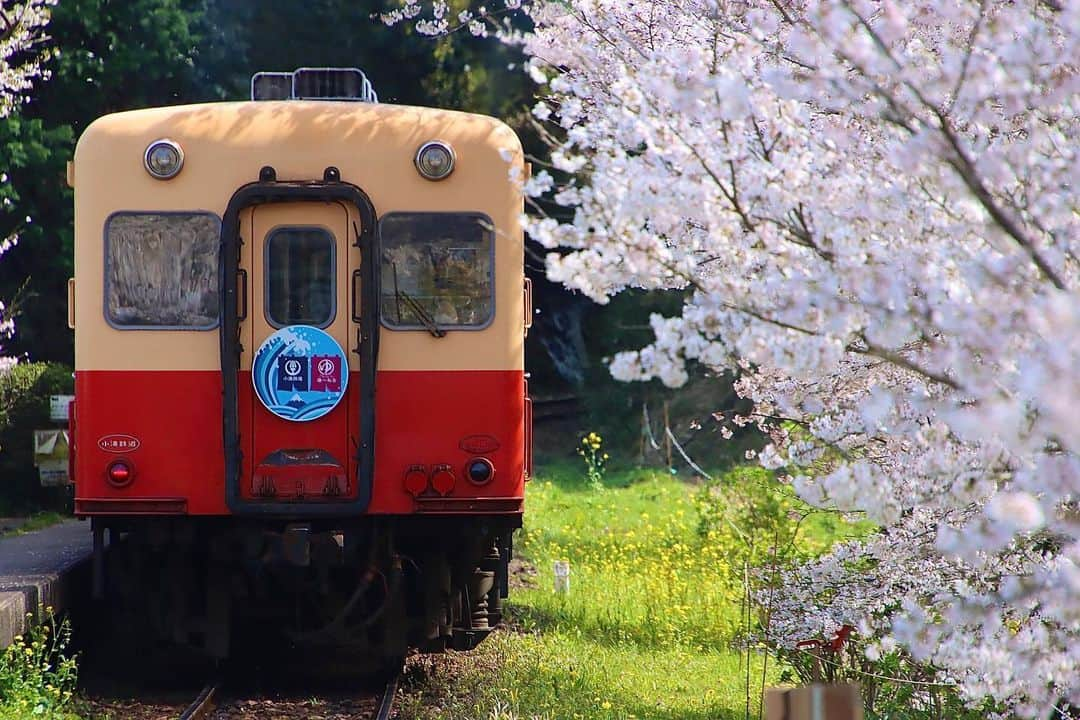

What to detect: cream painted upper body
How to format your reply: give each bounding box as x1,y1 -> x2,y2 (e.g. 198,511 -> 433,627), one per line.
72,101 -> 525,372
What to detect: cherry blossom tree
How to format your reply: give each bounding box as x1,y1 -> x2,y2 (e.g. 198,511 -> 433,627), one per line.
0,0 -> 53,365
0,0 -> 52,118
389,0 -> 1079,714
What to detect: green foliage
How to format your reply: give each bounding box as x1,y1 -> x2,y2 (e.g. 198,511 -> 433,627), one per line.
0,362 -> 73,514
198,0 -> 535,121
517,468 -> 742,650
0,608 -> 79,720
0,114 -> 75,362
694,465 -> 868,569
0,512 -> 64,538
399,464 -> 778,720
0,0 -> 212,363
534,288 -> 763,474
33,0 -> 209,128
401,631 -> 766,720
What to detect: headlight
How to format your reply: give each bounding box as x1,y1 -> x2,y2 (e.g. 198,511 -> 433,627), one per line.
144,139 -> 184,180
414,141 -> 455,181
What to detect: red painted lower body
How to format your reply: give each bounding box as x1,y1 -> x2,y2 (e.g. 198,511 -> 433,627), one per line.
73,369 -> 526,516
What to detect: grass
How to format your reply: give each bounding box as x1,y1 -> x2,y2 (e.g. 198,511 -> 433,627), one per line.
0,512 -> 65,538
399,460 -> 859,719
0,608 -> 80,720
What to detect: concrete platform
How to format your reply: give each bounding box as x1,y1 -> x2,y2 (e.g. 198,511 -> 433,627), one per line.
0,520 -> 92,647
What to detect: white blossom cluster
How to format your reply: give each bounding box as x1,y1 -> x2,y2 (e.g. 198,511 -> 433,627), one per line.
387,0 -> 1080,713
0,0 -> 54,118
380,0 -> 523,37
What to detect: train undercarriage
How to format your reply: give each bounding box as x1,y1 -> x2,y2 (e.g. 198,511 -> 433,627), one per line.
92,517 -> 517,672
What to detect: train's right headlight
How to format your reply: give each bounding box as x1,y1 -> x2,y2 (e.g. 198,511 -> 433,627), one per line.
414,141 -> 455,181
144,139 -> 184,180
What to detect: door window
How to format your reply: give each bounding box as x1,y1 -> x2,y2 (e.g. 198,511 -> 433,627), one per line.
264,227 -> 336,328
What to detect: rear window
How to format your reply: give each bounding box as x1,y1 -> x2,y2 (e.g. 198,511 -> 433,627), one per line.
379,212 -> 494,329
105,212 -> 220,329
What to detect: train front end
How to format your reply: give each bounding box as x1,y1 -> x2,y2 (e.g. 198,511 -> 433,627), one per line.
69,69 -> 530,663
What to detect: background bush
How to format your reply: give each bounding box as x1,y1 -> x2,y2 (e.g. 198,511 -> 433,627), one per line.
0,362 -> 74,515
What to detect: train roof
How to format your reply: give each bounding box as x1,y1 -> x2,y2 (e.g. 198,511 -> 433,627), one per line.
76,100 -> 521,157
72,100 -> 525,224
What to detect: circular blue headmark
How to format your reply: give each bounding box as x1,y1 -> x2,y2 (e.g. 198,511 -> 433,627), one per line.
252,325 -> 349,422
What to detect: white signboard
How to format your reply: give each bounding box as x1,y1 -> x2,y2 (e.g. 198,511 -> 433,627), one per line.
49,395 -> 74,423
33,429 -> 70,486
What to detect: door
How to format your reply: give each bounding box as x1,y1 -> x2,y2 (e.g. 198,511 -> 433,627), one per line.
237,201 -> 357,504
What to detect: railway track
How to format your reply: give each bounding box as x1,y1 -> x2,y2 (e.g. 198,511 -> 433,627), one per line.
178,680 -> 220,720
374,671 -> 400,720
176,669 -> 401,720
532,393 -> 582,422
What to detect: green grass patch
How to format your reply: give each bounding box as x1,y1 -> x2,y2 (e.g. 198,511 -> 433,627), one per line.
402,463 -> 862,719
402,631 -> 770,720
0,609 -> 80,719
1,512 -> 65,538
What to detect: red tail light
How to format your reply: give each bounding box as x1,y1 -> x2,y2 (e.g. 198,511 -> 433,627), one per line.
404,466 -> 429,497
431,466 -> 456,496
106,460 -> 134,488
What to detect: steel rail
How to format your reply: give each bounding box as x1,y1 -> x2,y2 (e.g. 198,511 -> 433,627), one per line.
374,671 -> 401,720
178,681 -> 220,720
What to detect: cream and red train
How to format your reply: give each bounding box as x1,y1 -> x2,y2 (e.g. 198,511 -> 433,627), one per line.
68,69 -> 531,664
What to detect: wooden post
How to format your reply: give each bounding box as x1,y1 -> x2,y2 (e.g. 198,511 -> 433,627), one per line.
764,684 -> 863,720
639,403 -> 646,466
663,401 -> 673,470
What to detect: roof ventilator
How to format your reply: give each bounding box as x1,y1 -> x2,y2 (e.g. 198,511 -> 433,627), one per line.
251,67 -> 378,103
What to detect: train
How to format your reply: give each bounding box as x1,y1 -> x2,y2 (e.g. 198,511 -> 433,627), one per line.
67,68 -> 531,669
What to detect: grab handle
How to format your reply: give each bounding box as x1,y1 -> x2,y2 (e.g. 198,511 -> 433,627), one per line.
351,269 -> 362,323
237,269 -> 248,320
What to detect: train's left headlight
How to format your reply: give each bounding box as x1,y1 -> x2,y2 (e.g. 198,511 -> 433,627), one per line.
415,141 -> 455,181
144,139 -> 184,180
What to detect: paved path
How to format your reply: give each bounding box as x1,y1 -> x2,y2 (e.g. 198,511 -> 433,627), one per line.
0,519 -> 92,647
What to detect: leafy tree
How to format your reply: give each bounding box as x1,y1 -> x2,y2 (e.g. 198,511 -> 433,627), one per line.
0,361 -> 72,512
200,0 -> 532,116
0,0 -> 53,118
0,0 -> 54,361
0,0 -> 210,362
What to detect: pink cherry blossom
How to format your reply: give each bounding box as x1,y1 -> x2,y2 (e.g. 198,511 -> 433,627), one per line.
387,0 -> 1080,712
